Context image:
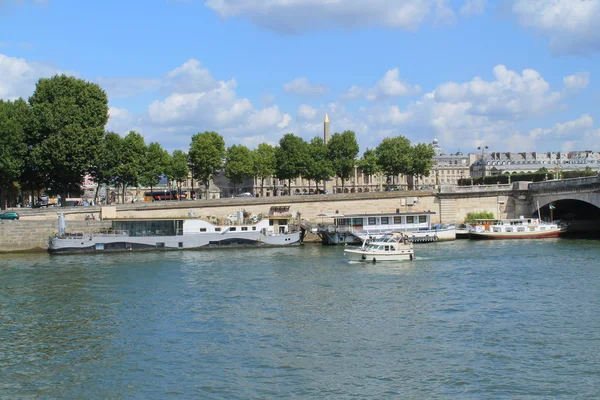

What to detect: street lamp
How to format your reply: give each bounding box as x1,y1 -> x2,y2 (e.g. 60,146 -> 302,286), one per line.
477,145 -> 488,181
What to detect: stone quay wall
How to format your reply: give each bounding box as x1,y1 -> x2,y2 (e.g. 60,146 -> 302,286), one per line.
0,220 -> 112,253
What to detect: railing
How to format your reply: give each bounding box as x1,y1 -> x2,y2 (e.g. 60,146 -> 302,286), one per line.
439,184 -> 513,193
528,175 -> 600,191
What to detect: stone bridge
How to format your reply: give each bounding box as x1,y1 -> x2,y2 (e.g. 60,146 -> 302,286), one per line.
527,176 -> 600,231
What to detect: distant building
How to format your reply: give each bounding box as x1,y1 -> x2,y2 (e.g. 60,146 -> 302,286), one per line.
472,150 -> 600,178
419,138 -> 471,187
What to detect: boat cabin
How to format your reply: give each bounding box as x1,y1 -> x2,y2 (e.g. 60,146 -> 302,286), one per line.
329,211 -> 435,232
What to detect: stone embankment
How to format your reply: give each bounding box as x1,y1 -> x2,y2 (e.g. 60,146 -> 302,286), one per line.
0,220 -> 111,253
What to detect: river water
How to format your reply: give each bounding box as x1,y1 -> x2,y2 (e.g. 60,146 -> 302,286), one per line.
1,239 -> 599,399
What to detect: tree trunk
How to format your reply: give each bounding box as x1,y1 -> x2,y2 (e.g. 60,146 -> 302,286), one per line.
260,177 -> 264,197
288,179 -> 292,195
191,178 -> 194,200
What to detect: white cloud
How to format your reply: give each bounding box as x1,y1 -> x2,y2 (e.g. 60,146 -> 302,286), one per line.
0,53 -> 73,100
283,77 -> 328,96
204,0 -> 455,33
297,104 -> 317,120
563,72 -> 589,90
509,0 -> 600,54
460,0 -> 486,16
161,58 -> 219,94
367,68 -> 421,100
433,65 -> 567,120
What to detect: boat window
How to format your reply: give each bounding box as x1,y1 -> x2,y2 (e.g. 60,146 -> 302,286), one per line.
493,227 -> 501,232
506,227 -> 513,232
384,245 -> 390,251
241,227 -> 248,231
406,216 -> 414,223
352,218 -> 364,227
419,216 -> 427,223
381,217 -> 389,225
230,227 -> 237,231
530,228 -> 535,232
393,216 -> 402,224
368,217 -> 377,225
252,227 -> 256,231
215,228 -> 221,232
200,228 -> 207,232
517,227 -> 525,232
540,227 -> 545,231
178,242 -> 183,248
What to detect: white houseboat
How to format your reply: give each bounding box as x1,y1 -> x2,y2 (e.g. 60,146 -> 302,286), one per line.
49,207 -> 301,254
317,211 -> 455,245
469,217 -> 565,240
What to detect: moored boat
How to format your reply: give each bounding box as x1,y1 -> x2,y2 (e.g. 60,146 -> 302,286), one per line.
49,207 -> 302,254
344,232 -> 415,263
317,211 -> 455,245
469,217 -> 565,240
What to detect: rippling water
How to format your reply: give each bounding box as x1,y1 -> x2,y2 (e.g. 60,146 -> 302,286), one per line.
1,240 -> 599,399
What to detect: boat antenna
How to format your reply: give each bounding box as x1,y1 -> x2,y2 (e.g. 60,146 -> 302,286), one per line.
536,201 -> 541,221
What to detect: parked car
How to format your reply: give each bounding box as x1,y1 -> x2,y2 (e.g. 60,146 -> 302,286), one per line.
0,211 -> 20,220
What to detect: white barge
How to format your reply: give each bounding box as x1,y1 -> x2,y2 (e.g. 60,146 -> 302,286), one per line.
49,208 -> 301,254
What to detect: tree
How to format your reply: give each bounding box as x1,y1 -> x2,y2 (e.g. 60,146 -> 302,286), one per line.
0,99 -> 29,208
328,130 -> 359,193
357,148 -> 380,186
168,150 -> 189,199
27,75 -> 109,206
275,134 -> 309,195
251,143 -> 276,197
90,132 -> 123,204
225,144 -> 253,194
112,131 -> 146,203
407,143 -> 435,190
188,131 -> 225,199
139,142 -> 170,197
305,136 -> 333,193
375,136 -> 412,187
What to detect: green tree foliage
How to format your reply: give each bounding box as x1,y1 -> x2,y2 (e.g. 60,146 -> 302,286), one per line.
0,99 -> 29,208
406,143 -> 436,189
305,136 -> 334,193
357,148 -> 380,185
113,131 -> 146,202
225,144 -> 253,193
140,142 -> 170,194
375,136 -> 411,187
251,143 -> 276,196
188,131 -> 225,199
275,134 -> 309,195
465,211 -> 495,222
168,149 -> 189,199
27,75 -> 109,205
90,132 -> 123,203
328,130 -> 359,192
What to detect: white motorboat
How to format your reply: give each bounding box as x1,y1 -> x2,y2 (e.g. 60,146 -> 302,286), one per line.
344,232 -> 415,263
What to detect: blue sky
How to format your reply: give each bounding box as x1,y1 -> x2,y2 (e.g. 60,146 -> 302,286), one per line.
1,0 -> 599,154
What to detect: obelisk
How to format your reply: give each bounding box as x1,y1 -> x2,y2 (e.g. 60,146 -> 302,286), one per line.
324,113 -> 330,144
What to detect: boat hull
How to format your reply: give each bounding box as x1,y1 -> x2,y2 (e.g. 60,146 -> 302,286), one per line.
344,248 -> 414,262
469,228 -> 563,240
48,231 -> 302,254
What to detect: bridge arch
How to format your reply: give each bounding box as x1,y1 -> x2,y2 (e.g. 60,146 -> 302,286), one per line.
533,198 -> 600,222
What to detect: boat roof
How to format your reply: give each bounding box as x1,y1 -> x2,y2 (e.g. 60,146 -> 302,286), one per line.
329,211 -> 436,218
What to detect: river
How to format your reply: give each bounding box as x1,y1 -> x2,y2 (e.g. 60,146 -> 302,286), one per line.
1,239 -> 599,399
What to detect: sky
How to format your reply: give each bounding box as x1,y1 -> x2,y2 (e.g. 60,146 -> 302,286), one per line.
1,0 -> 599,155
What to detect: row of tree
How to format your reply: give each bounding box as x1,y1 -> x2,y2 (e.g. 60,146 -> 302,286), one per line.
0,75 -> 436,208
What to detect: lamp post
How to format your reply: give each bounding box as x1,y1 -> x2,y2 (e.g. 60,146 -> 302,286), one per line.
477,145 -> 488,182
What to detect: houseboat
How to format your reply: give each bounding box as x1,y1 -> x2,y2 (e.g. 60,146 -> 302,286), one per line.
469,217 -> 565,240
49,206 -> 301,254
316,211 -> 455,245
